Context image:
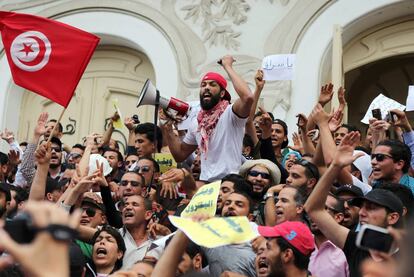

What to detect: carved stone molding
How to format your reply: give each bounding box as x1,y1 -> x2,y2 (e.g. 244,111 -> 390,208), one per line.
179,0 -> 284,50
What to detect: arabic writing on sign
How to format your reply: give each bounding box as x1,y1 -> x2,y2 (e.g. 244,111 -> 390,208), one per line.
261,54 -> 296,81
181,181 -> 220,218
154,153 -> 177,173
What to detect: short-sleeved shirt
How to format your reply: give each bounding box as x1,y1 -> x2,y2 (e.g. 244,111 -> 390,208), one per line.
343,231 -> 370,277
202,243 -> 256,277
183,104 -> 247,182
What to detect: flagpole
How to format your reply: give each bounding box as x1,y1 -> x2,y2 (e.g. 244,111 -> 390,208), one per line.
46,107 -> 66,143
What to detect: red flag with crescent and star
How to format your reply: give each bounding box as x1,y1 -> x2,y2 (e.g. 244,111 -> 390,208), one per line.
0,11 -> 100,107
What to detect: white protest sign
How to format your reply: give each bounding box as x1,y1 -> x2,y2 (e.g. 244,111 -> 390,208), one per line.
262,54 -> 296,81
361,94 -> 405,124
406,86 -> 414,112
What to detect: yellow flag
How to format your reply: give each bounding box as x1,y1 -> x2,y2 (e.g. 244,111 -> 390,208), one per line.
181,181 -> 220,218
169,216 -> 258,248
112,99 -> 124,130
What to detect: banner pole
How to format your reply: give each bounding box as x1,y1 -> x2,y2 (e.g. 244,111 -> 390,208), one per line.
46,107 -> 66,143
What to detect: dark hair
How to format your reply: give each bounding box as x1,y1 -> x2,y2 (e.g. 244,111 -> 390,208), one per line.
355,145 -> 371,155
340,124 -> 360,134
138,157 -> 160,173
276,237 -> 310,270
243,134 -> 254,149
229,191 -> 254,213
72,144 -> 85,151
377,140 -> 411,173
293,160 -> 320,182
221,174 -> 244,184
48,119 -> 63,132
377,183 -> 414,219
328,193 -> 345,213
9,186 -> 28,204
102,148 -> 124,164
283,184 -> 308,206
121,171 -> 146,188
254,111 -> 275,121
134,123 -> 163,152
92,225 -> 126,271
50,136 -> 62,150
0,152 -> 8,166
19,142 -> 28,147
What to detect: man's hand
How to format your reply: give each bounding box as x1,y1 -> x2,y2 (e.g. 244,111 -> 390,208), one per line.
148,222 -> 171,239
160,181 -> 178,199
93,161 -> 109,187
328,109 -> 343,132
218,55 -> 235,68
289,132 -> 303,153
311,103 -> 331,126
124,117 -> 135,131
332,131 -> 364,168
318,83 -> 334,107
35,142 -> 51,165
296,113 -> 308,132
159,168 -> 186,183
0,129 -> 15,144
0,202 -> 81,277
8,150 -> 20,167
337,87 -> 347,110
34,112 -> 48,138
258,107 -> 272,139
390,109 -> 412,132
254,69 -> 265,90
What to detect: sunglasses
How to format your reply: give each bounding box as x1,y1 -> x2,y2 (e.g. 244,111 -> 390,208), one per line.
125,160 -> 137,166
371,153 -> 393,162
296,160 -> 319,179
68,153 -> 82,159
51,147 -> 62,153
120,180 -> 142,187
82,207 -> 97,217
248,170 -> 271,179
135,166 -> 151,173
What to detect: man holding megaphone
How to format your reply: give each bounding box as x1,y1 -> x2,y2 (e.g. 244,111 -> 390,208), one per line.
160,55 -> 254,182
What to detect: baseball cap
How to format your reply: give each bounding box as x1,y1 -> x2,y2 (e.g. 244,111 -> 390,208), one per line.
201,72 -> 231,102
258,221 -> 314,256
81,196 -> 106,213
349,189 -> 403,215
334,184 -> 364,198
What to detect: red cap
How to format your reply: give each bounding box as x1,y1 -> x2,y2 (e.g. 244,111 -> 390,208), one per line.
258,221 -> 314,256
201,72 -> 231,101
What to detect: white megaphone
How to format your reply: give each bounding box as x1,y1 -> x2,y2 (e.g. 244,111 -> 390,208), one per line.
137,79 -> 190,122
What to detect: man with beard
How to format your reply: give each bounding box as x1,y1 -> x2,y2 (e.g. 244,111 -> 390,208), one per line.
257,221 -> 314,277
239,159 -> 281,224
308,194 -> 349,277
0,183 -> 11,219
48,136 -> 64,180
217,174 -> 253,215
6,185 -> 27,219
333,185 -> 363,231
161,55 -> 254,182
285,160 -> 319,196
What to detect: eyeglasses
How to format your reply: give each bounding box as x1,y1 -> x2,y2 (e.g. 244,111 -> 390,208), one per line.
135,166 -> 151,173
371,153 -> 393,162
295,160 -> 319,179
125,160 -> 137,166
82,207 -> 97,217
248,170 -> 271,179
51,147 -> 62,153
120,180 -> 142,187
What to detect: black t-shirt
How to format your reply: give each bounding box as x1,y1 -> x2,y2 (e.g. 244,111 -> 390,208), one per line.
343,231 -> 370,277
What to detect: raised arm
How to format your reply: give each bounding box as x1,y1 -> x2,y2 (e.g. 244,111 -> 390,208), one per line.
152,230 -> 190,277
28,142 -> 51,201
304,132 -> 363,249
220,55 -> 254,118
160,119 -> 197,162
245,69 -> 265,147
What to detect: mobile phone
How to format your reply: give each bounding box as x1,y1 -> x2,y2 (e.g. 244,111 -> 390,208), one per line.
372,108 -> 382,120
388,111 -> 396,123
356,224 -> 394,253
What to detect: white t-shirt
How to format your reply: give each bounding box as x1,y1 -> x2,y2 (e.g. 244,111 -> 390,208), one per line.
183,104 -> 247,182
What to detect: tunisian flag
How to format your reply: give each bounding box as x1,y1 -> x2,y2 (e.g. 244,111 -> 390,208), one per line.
0,11 -> 100,107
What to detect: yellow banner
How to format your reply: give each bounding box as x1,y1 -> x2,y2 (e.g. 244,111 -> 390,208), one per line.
112,99 -> 124,130
169,216 -> 258,248
154,153 -> 177,174
181,181 -> 220,218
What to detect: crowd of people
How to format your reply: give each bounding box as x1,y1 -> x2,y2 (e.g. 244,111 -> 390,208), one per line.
0,55 -> 413,277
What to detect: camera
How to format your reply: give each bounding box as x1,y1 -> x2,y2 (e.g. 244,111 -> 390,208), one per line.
371,108 -> 382,120
132,114 -> 140,124
356,224 -> 394,253
4,212 -> 36,244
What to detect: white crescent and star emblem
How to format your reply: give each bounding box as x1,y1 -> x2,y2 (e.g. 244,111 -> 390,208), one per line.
10,31 -> 52,72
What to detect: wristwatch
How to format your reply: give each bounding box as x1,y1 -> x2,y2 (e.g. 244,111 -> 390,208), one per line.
263,192 -> 274,201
